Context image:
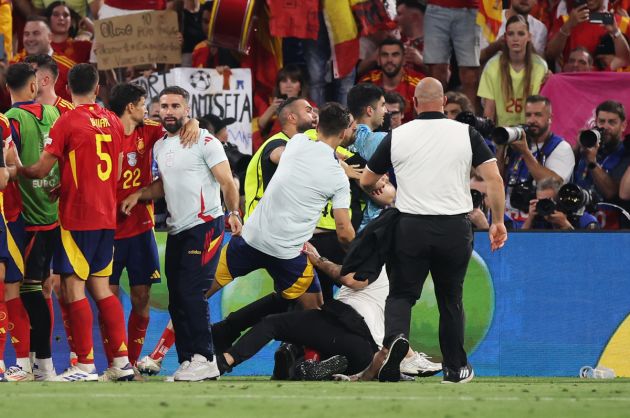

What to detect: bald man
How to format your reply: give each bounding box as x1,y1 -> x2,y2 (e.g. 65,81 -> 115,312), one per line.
358,78 -> 507,383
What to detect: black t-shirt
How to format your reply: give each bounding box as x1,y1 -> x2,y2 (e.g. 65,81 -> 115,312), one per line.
260,138 -> 287,189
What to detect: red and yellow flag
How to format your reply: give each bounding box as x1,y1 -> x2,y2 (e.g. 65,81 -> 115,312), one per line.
476,0 -> 503,43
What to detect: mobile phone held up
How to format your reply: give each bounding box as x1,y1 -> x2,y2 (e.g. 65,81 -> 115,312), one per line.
590,12 -> 614,25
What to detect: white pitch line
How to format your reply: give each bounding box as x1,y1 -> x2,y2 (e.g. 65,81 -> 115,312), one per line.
8,393 -> 630,402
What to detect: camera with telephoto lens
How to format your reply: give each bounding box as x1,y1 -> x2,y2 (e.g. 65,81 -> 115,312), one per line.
456,111 -> 495,138
491,125 -> 529,146
509,180 -> 536,213
471,189 -> 484,209
579,128 -> 604,148
535,198 -> 556,217
557,183 -> 594,214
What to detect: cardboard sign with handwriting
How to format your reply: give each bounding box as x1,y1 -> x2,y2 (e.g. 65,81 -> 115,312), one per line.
94,11 -> 181,70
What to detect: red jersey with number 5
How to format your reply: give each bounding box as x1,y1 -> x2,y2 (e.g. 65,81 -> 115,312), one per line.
45,104 -> 123,231
115,119 -> 165,239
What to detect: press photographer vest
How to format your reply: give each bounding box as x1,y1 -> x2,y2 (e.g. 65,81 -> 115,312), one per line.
506,134 -> 564,184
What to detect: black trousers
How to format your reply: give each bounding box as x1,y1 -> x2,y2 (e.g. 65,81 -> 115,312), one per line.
310,231 -> 346,301
385,214 -> 473,370
166,219 -> 223,363
227,309 -> 375,375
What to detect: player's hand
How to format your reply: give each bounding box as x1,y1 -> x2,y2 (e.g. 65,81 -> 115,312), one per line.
341,161 -> 364,180
302,242 -> 321,265
228,212 -> 243,236
488,223 -> 507,252
468,208 -> 490,229
370,174 -> 388,196
121,191 -> 142,215
47,184 -> 60,202
180,118 -> 200,147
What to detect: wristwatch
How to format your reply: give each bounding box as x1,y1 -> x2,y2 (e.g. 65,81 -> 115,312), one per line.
228,210 -> 242,221
587,162 -> 598,170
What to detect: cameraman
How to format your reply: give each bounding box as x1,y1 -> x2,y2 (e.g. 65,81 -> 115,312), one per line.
521,178 -> 599,230
574,101 -> 630,229
498,95 -> 574,227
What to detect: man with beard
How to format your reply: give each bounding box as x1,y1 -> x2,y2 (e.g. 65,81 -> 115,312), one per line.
497,95 -> 574,228
244,97 -> 317,219
574,100 -> 630,229
480,0 -> 548,64
121,86 -> 242,381
360,38 -> 422,123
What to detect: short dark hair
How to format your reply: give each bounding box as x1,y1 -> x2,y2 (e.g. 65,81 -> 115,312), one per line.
526,95 -> 551,107
26,15 -> 50,27
379,37 -> 404,52
384,91 -> 406,113
24,54 -> 59,79
569,46 -> 594,66
109,83 -> 147,117
6,63 -> 37,91
596,100 -> 626,122
445,91 -> 473,113
318,102 -> 351,137
272,64 -> 308,99
68,63 -> 98,95
159,86 -> 190,103
347,83 -> 384,119
396,0 -> 426,12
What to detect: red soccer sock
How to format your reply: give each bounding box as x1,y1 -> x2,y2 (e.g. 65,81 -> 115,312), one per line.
150,325 -> 175,361
96,295 -> 128,360
304,348 -> 321,362
0,282 -> 7,360
45,297 -> 54,345
68,298 -> 94,365
6,297 -> 31,358
97,312 -> 114,366
57,296 -> 76,353
127,311 -> 149,365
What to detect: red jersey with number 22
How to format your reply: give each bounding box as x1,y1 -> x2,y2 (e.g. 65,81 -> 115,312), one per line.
45,104 -> 123,231
115,119 -> 165,239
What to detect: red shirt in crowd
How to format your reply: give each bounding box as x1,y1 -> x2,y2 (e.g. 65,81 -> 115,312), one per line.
11,51 -> 76,102
115,119 -> 165,240
45,104 -> 123,231
359,69 -> 423,122
51,38 -> 92,64
104,0 -> 165,10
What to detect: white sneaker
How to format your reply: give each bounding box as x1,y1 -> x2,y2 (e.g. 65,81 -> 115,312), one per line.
33,364 -> 57,382
99,363 -> 135,382
400,351 -> 442,377
171,360 -> 190,381
5,366 -> 34,382
54,366 -> 98,382
137,355 -> 162,376
174,354 -> 220,382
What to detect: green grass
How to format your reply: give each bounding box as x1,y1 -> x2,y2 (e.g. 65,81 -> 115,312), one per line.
4,377 -> 630,418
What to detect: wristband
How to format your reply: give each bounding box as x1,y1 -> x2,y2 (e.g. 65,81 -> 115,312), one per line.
559,26 -> 571,37
612,30 -> 622,39
228,210 -> 242,221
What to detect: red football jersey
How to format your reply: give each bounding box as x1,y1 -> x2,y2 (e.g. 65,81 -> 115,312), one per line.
54,96 -> 75,115
115,119 -> 165,239
45,104 -> 123,231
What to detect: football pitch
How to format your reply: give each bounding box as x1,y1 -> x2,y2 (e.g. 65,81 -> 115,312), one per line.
5,377 -> 630,418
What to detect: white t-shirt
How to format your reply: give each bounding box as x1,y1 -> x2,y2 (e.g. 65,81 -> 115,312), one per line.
336,268 -> 389,348
153,129 -> 227,235
242,134 -> 350,259
480,11 -> 548,57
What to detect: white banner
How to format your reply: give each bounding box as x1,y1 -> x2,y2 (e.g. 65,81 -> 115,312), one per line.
132,68 -> 253,154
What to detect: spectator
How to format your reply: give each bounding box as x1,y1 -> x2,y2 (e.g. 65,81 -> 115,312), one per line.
202,113 -> 236,145
360,38 -> 422,123
191,2 -> 241,69
562,46 -> 595,72
480,0 -> 549,64
498,95 -> 574,227
396,0 -> 427,74
384,91 -> 406,129
478,15 -> 548,127
257,64 -> 311,139
521,177 -> 599,230
32,0 -> 101,18
574,100 -> 630,229
148,96 -> 160,121
546,0 -> 630,71
45,1 -> 92,63
97,0 -> 166,19
10,16 -> 76,101
424,0 -> 480,111
444,91 -> 473,120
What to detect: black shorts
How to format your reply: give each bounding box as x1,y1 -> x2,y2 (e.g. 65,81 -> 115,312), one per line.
25,226 -> 60,281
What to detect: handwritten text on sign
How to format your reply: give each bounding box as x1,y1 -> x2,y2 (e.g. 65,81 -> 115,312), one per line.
94,11 -> 181,70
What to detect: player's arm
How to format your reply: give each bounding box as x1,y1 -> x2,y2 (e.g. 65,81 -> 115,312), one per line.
304,242 -> 367,290
120,179 -> 165,215
0,142 -> 8,190
179,118 -> 200,147
333,208 -> 355,248
19,151 -> 58,179
211,160 -> 243,236
4,143 -> 21,181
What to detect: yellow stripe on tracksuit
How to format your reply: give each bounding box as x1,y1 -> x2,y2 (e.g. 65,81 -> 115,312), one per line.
60,226 -> 90,280
281,258 -> 315,300
2,215 -> 24,276
214,244 -> 233,287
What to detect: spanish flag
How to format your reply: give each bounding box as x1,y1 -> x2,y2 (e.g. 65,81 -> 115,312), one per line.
322,0 -> 359,79
0,0 -> 12,60
476,0 -> 503,43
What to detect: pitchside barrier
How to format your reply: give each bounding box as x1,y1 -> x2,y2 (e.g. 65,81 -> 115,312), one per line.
5,231 -> 629,377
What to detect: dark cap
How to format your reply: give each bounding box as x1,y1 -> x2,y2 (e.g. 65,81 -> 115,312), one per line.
202,113 -> 236,134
